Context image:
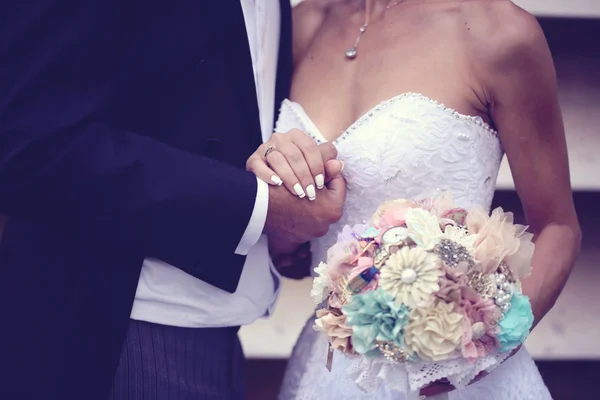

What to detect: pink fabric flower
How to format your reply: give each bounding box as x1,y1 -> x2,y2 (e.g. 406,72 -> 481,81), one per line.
326,240 -> 358,282
440,208 -> 469,226
348,257 -> 379,292
416,191 -> 457,217
371,199 -> 416,228
459,298 -> 502,361
332,257 -> 379,307
435,262 -> 478,305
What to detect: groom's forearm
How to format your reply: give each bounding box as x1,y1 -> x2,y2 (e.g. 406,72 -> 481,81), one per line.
0,120 -> 259,291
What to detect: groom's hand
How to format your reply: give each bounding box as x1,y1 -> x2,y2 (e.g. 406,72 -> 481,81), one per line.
264,166 -> 346,243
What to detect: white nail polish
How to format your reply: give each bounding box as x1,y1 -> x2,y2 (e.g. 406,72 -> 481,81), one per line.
271,175 -> 283,186
293,183 -> 306,198
315,174 -> 324,189
306,184 -> 316,201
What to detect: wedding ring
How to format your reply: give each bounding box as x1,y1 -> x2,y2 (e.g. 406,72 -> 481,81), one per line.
264,144 -> 276,160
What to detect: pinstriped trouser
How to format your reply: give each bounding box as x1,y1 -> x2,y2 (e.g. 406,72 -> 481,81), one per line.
110,320 -> 246,400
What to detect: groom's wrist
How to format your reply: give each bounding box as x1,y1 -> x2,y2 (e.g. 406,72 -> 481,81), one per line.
234,176 -> 269,256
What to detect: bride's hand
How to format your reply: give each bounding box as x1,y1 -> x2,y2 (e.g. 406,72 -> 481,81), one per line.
246,129 -> 341,201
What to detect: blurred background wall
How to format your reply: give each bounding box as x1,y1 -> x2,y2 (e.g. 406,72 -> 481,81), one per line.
243,1 -> 600,399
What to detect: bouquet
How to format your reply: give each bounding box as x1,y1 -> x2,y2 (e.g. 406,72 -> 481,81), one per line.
312,192 -> 535,399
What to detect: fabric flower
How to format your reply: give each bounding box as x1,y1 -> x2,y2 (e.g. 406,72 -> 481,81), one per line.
441,225 -> 477,253
403,300 -> 464,362
342,289 -> 410,356
380,246 -> 442,308
338,224 -> 368,243
459,298 -> 502,361
326,240 -> 359,282
440,208 -> 469,226
311,262 -> 333,304
314,309 -> 353,353
371,198 -> 417,228
465,205 -> 490,234
466,206 -> 534,279
504,226 -> 535,280
415,190 -> 457,218
435,262 -> 472,304
347,257 -> 379,293
405,208 -> 443,249
497,294 -> 534,352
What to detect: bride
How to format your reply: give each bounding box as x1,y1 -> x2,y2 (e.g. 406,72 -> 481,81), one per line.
247,0 -> 581,398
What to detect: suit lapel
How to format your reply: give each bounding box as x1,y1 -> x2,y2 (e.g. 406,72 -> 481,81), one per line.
224,1 -> 262,150
274,0 -> 293,130
222,0 -> 292,145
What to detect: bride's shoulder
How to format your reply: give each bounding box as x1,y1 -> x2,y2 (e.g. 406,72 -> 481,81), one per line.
292,0 -> 332,64
458,2 -> 556,118
462,1 -> 547,67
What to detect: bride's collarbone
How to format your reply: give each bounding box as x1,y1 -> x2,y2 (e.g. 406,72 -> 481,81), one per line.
291,58 -> 488,134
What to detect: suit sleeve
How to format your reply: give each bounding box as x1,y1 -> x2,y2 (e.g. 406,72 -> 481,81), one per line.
0,1 -> 260,292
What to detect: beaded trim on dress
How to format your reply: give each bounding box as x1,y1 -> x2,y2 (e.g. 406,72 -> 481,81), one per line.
281,92 -> 498,145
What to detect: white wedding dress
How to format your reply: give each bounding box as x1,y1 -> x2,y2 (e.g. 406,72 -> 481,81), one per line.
275,93 -> 553,400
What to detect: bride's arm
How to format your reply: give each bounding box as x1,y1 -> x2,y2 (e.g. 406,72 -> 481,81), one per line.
481,10 -> 581,328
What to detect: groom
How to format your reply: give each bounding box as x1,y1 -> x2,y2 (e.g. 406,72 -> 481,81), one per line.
0,1 -> 344,399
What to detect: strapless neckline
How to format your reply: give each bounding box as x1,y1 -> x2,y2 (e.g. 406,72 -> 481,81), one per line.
282,92 -> 497,144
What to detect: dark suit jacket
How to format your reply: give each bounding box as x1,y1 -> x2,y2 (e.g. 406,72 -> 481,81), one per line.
0,0 -> 292,398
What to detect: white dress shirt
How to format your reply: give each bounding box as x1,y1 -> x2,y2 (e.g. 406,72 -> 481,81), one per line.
130,0 -> 281,328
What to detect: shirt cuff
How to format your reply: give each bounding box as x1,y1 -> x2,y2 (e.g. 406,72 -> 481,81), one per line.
235,176 -> 269,255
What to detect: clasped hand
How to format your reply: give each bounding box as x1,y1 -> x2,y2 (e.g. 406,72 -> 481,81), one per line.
247,129 -> 346,245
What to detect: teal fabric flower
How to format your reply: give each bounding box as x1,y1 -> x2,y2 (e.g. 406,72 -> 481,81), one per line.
342,289 -> 410,356
497,294 -> 534,352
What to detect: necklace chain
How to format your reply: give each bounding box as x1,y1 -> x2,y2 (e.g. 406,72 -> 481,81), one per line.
345,0 -> 405,60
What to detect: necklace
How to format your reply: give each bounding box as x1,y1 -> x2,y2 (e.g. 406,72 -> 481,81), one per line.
345,0 -> 406,60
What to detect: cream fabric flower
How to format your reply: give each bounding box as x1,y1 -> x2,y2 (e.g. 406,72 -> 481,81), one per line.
311,262 -> 333,304
404,301 -> 464,361
405,208 -> 443,249
314,309 -> 353,352
380,246 -> 442,308
504,226 -> 535,280
442,225 -> 477,252
466,206 -> 534,278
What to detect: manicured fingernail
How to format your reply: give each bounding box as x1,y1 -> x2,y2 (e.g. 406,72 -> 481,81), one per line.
315,174 -> 324,189
340,161 -> 345,171
293,183 -> 306,198
306,184 -> 316,201
271,175 -> 283,186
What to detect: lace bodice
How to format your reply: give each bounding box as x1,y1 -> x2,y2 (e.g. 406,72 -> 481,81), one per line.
275,93 -> 504,270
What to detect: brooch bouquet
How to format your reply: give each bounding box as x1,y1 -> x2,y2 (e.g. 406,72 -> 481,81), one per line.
312,192 -> 535,399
